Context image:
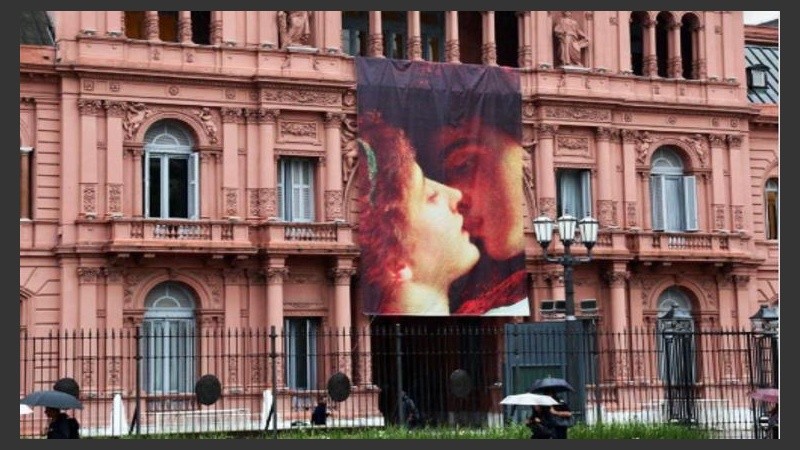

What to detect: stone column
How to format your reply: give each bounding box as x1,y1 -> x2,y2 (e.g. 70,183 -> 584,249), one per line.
77,267 -> 102,330
694,24 -> 707,79
331,263 -> 357,377
178,11 -> 192,44
20,147 -> 32,219
517,12 -> 533,68
533,11 -> 553,68
221,108 -> 241,219
536,124 -> 558,218
265,260 -> 288,387
444,11 -> 459,63
324,113 -> 344,221
617,12 -> 632,74
669,23 -> 682,78
708,134 -> 728,231
621,130 -> 638,229
644,19 -> 657,77
128,147 -> 144,217
727,134 -> 746,233
732,274 -> 752,329
481,11 -> 497,65
145,11 -> 159,41
407,11 -> 422,61
245,111 -> 259,220
106,11 -> 122,36
596,127 -> 614,227
103,267 -> 124,392
78,100 -> 101,219
606,264 -> 630,381
210,11 -> 223,46
257,109 -> 279,220
368,11 -> 383,57
105,102 -> 125,218
80,11 -> 97,34
716,274 -> 736,329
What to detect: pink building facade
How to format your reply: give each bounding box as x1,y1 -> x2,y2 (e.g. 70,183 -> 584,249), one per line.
20,11 -> 778,428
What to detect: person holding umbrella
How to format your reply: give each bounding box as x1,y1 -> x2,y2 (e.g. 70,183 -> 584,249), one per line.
530,377 -> 575,439
44,407 -> 80,439
20,390 -> 83,439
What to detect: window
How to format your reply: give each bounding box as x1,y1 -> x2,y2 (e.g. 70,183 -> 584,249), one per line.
557,169 -> 592,218
278,158 -> 315,222
191,11 -> 211,45
124,11 -> 146,40
650,147 -> 697,232
142,282 -> 196,394
342,11 -> 369,56
765,178 -> 779,240
630,12 -> 648,76
381,12 -> 408,59
420,11 -> 445,62
748,64 -> 769,90
284,318 -> 320,390
143,121 -> 199,219
158,11 -> 179,42
20,146 -> 33,219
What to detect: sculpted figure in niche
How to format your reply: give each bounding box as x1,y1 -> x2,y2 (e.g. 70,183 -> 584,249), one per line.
553,11 -> 589,67
278,11 -> 312,49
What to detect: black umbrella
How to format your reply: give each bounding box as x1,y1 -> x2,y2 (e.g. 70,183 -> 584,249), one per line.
529,377 -> 574,394
20,390 -> 83,410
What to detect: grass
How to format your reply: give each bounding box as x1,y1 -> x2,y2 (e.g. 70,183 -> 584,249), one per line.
111,422 -> 713,439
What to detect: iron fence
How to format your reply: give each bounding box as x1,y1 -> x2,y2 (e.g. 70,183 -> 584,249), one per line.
19,324 -> 777,439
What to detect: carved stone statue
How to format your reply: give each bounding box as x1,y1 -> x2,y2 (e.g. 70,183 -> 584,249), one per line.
123,102 -> 151,141
553,11 -> 589,67
278,11 -> 312,49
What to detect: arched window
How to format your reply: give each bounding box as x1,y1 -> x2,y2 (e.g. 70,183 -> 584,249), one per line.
20,143 -> 33,219
630,12 -> 649,76
655,12 -> 673,78
143,120 -> 199,219
765,178 -> 779,240
142,282 -> 196,394
650,147 -> 697,232
680,14 -> 700,80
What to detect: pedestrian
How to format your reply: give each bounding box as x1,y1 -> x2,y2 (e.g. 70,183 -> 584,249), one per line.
546,391 -> 573,439
310,396 -> 330,426
526,405 -> 554,439
44,407 -> 80,439
401,391 -> 421,429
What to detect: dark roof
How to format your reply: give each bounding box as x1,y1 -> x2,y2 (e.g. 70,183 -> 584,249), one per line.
760,18 -> 779,28
20,11 -> 54,46
745,44 -> 779,104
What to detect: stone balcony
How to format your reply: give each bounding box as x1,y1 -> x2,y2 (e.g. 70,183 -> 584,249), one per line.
540,230 -> 752,264
106,218 -> 256,255
254,221 -> 357,255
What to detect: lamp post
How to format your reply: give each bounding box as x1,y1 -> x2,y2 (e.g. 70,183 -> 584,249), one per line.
750,305 -> 779,388
749,304 -> 779,439
532,213 -> 598,422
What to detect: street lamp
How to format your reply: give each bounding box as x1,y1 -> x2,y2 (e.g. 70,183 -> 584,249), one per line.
750,305 -> 779,388
532,213 -> 598,422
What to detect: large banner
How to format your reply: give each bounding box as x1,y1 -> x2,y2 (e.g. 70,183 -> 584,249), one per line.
355,57 -> 529,317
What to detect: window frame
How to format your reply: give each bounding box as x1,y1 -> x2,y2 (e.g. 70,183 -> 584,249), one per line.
765,178 -> 779,240
284,317 -> 320,390
278,157 -> 316,223
650,148 -> 698,232
143,122 -> 199,220
556,168 -> 592,219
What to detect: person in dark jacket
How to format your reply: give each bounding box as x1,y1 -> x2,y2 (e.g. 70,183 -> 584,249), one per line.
44,407 -> 79,439
526,405 -> 554,439
310,397 -> 330,426
545,391 -> 573,439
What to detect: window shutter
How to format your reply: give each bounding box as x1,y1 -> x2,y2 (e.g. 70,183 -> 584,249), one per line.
144,154 -> 151,217
302,160 -> 314,222
188,152 -> 199,220
580,170 -> 592,217
277,160 -> 285,220
683,175 -> 698,231
291,161 -> 303,222
650,175 -> 665,231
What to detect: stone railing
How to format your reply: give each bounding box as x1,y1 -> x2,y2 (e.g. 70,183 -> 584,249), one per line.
108,218 -> 254,254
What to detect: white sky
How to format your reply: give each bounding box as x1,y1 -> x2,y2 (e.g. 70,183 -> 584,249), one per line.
743,11 -> 779,25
